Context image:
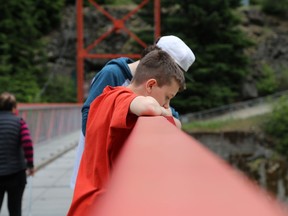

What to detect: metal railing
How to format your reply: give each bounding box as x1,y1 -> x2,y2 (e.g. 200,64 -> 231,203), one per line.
18,103 -> 82,144
181,90 -> 288,122
93,116 -> 287,216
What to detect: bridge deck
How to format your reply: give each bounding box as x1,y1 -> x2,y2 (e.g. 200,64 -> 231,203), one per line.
1,130 -> 80,216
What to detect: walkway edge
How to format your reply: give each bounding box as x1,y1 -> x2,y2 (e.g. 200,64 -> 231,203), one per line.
35,141 -> 77,172
33,130 -> 80,172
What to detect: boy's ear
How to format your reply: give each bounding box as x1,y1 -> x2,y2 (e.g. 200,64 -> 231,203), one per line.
146,79 -> 157,93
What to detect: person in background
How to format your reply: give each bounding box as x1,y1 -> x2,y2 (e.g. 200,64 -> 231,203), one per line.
70,35 -> 196,189
67,49 -> 186,216
0,92 -> 34,216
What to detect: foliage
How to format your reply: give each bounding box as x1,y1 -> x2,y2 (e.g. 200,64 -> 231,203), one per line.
278,66 -> 288,91
0,0 -> 67,102
40,75 -> 77,103
34,0 -> 65,34
133,0 -> 253,113
262,96 -> 288,155
183,114 -> 265,132
1,0 -> 278,105
261,0 -> 288,18
158,0 -> 253,113
103,0 -> 134,5
250,0 -> 264,5
0,0 -> 43,102
256,63 -> 278,95
183,119 -> 231,132
81,0 -> 134,5
65,0 -> 78,5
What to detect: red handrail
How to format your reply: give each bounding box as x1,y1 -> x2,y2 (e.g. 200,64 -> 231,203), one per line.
92,116 -> 288,216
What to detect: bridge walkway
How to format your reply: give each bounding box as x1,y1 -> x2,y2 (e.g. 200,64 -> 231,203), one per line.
1,130 -> 80,216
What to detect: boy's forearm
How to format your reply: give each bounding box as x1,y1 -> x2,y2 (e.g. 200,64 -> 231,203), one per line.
130,96 -> 182,128
130,96 -> 166,116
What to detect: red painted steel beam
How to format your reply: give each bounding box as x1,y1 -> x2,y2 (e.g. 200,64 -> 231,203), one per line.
34,111 -> 43,144
46,109 -> 55,140
90,117 -> 288,216
76,0 -> 85,103
76,0 -> 161,103
154,0 -> 161,39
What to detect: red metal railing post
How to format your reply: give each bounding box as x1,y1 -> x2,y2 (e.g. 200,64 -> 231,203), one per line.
34,111 -> 43,144
77,0 -> 84,103
154,0 -> 161,40
46,109 -> 55,140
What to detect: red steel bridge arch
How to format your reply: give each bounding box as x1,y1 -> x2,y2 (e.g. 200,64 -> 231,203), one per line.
76,0 -> 161,103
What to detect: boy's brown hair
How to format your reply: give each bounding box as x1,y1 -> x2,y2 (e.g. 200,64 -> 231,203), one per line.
141,45 -> 161,58
0,92 -> 17,111
132,49 -> 185,91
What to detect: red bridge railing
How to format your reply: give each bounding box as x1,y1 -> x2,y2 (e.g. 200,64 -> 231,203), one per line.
18,103 -> 82,144
92,116 -> 288,216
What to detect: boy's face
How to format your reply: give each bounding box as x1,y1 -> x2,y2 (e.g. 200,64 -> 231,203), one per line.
149,79 -> 179,109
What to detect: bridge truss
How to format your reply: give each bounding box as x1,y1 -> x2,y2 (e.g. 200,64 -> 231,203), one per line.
76,0 -> 161,102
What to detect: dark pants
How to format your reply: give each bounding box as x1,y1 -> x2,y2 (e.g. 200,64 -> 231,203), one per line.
0,170 -> 27,216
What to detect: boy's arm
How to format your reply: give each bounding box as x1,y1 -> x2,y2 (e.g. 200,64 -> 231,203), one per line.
130,96 -> 182,129
130,96 -> 181,129
130,96 -> 170,117
165,108 -> 182,129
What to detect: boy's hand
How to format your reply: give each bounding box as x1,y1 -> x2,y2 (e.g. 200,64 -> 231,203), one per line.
161,108 -> 182,128
160,107 -> 172,116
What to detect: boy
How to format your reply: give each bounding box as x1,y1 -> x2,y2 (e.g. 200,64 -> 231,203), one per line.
70,35 -> 195,189
67,49 -> 185,216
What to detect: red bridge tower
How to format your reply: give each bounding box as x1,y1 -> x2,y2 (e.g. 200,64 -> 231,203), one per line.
76,0 -> 161,102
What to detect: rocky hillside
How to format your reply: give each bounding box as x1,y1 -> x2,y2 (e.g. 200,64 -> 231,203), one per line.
45,5 -> 150,85
240,7 -> 288,98
45,5 -> 288,98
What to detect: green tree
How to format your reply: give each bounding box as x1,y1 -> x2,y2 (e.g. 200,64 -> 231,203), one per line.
133,0 -> 252,113
261,0 -> 288,18
159,0 -> 252,113
0,0 -> 43,101
34,0 -> 65,34
0,0 -> 67,102
41,74 -> 77,103
256,64 -> 278,95
263,96 -> 288,155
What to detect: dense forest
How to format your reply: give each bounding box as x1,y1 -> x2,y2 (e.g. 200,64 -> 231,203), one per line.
1,0 -> 288,113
